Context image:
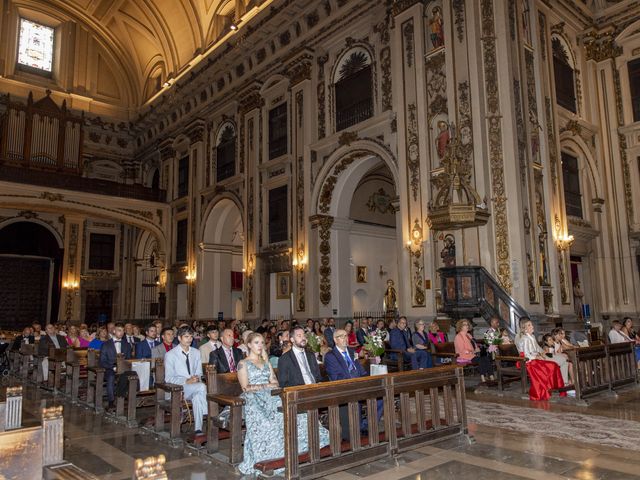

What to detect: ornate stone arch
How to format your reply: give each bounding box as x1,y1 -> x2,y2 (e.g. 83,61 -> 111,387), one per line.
199,192 -> 244,244
312,139 -> 399,217
0,217 -> 63,248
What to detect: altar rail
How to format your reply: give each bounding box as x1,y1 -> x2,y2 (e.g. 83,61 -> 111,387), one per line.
257,366 -> 467,480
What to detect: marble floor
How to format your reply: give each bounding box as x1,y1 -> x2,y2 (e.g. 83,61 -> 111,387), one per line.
8,378 -> 640,479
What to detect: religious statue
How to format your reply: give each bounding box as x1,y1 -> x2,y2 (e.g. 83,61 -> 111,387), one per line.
383,279 -> 397,313
573,279 -> 584,318
435,120 -> 450,160
429,7 -> 444,48
440,234 -> 456,267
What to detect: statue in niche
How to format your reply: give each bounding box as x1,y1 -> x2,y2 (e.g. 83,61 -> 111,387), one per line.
435,120 -> 450,160
440,234 -> 456,267
573,279 -> 584,319
383,279 -> 398,313
429,6 -> 444,48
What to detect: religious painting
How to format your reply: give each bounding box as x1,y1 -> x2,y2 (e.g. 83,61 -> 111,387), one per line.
499,300 -> 510,324
356,266 -> 367,283
485,285 -> 495,308
446,277 -> 456,301
461,276 -> 472,299
428,6 -> 444,49
276,272 -> 291,299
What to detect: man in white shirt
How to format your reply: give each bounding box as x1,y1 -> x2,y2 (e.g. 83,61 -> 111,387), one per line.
609,320 -> 630,343
164,326 -> 207,434
199,325 -> 221,364
278,326 -> 321,387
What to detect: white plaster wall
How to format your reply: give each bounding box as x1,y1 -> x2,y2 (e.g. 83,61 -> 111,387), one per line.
349,225 -> 398,312
269,273 -> 291,318
176,283 -> 188,319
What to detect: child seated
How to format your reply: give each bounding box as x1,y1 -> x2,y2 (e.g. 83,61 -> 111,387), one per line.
499,328 -> 511,344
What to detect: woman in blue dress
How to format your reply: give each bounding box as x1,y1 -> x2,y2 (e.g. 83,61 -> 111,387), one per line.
237,332 -> 330,475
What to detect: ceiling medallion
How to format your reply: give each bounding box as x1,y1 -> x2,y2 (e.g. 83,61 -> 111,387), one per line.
427,136 -> 490,230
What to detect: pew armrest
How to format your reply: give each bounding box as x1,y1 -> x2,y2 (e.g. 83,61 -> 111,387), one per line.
208,393 -> 245,407
155,382 -> 183,393
495,355 -> 524,363
432,352 -> 457,359
87,366 -> 105,374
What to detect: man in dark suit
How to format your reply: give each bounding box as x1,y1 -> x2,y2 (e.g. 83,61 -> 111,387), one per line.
325,329 -> 382,436
38,324 -> 68,356
389,316 -> 432,370
99,322 -> 132,410
323,317 -> 336,349
209,328 -> 244,373
355,318 -> 370,347
278,326 -> 322,387
124,323 -> 141,356
12,327 -> 34,351
136,324 -> 161,359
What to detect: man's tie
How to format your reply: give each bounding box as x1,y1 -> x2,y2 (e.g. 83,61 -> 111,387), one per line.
227,350 -> 236,372
299,351 -> 315,382
183,351 -> 191,375
342,350 -> 356,373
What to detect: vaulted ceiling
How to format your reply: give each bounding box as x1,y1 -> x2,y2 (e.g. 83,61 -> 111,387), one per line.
10,0 -> 255,111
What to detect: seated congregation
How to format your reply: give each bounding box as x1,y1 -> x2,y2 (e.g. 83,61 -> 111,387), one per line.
6,313 -> 640,477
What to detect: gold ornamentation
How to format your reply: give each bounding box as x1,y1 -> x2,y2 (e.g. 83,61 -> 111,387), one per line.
539,13 -> 547,60
481,0 -> 511,292
611,68 -> 634,226
338,131 -> 359,146
366,188 -> 395,214
380,47 -> 392,111
544,97 -> 559,189
42,405 -> 64,420
428,135 -> 490,230
318,151 -> 368,213
406,103 -> 420,201
425,51 -> 447,120
452,0 -> 465,42
313,215 -> 334,305
583,31 -> 622,62
403,21 -> 414,68
560,119 -> 582,136
40,192 -> 64,202
134,454 -> 168,480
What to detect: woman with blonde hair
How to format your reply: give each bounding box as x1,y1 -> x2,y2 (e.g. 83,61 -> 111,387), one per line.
516,318 -> 567,400
237,332 -> 329,475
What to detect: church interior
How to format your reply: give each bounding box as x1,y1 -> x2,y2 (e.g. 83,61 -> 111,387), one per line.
1,0 -> 640,478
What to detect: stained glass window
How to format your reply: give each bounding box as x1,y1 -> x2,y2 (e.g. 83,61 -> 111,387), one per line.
17,18 -> 54,73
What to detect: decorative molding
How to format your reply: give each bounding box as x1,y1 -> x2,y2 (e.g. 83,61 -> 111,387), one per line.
318,151 -> 369,214
481,0 -> 512,292
583,31 -> 622,62
406,103 -> 420,201
539,13 -> 547,61
380,47 -> 392,111
425,52 -> 447,121
403,21 -> 414,68
611,67 -> 634,225
544,97 -> 559,190
312,214 -> 334,306
452,0 -> 466,42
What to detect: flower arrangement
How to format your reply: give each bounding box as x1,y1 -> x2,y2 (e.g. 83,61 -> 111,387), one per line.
363,330 -> 386,357
484,329 -> 503,353
306,332 -> 322,353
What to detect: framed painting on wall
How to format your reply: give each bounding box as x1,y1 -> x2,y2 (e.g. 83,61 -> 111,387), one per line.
276,272 -> 291,299
356,266 -> 367,283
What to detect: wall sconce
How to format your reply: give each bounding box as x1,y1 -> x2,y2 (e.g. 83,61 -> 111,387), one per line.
185,268 -> 196,282
556,234 -> 574,251
244,254 -> 255,275
62,279 -> 79,289
405,220 -> 423,256
292,246 -> 307,272
379,265 -> 387,277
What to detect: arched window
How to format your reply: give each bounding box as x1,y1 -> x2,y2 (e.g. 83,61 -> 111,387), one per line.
334,48 -> 373,131
552,36 -> 576,113
216,122 -> 236,182
628,58 -> 640,122
561,151 -> 582,218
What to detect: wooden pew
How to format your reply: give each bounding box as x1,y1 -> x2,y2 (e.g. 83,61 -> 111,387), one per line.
18,343 -> 37,380
565,345 -> 608,401
255,366 -> 467,480
68,348 -> 90,404
205,366 -> 245,464
431,342 -> 458,364
494,343 -> 527,394
86,350 -> 105,412
607,342 -> 638,390
47,347 -> 68,393
115,357 -> 163,426
154,361 -> 183,441
64,347 -> 88,398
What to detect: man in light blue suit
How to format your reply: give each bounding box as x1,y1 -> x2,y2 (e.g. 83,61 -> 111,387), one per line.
164,326 -> 207,434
